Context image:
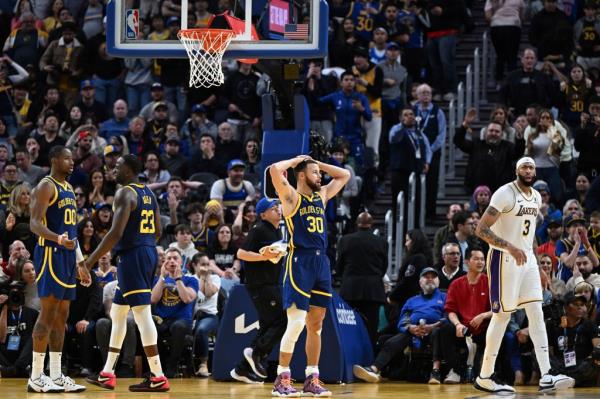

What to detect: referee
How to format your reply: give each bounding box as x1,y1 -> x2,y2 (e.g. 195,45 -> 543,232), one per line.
230,197 -> 287,383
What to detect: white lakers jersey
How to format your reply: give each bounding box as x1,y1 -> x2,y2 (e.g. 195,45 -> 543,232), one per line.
488,181 -> 542,253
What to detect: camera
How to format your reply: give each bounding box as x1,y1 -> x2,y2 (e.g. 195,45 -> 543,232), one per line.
309,130 -> 329,162
0,281 -> 26,307
542,298 -> 564,325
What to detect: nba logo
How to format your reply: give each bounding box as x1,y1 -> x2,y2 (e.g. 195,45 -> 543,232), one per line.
126,9 -> 139,39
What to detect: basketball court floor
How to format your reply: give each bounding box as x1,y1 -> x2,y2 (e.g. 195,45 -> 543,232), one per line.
1,379 -> 599,398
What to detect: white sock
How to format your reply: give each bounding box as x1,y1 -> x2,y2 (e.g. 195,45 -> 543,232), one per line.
103,352 -> 120,374
480,312 -> 510,378
277,365 -> 291,375
49,352 -> 62,380
148,355 -> 163,377
31,351 -> 46,380
523,302 -> 551,375
305,365 -> 319,377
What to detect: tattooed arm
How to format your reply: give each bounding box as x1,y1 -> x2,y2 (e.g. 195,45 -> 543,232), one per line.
476,206 -> 528,265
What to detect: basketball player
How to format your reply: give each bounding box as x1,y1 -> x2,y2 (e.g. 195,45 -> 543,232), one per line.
82,155 -> 169,392
474,157 -> 574,393
29,146 -> 86,392
269,155 -> 350,397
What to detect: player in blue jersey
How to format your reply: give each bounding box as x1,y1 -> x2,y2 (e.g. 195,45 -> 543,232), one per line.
81,154 -> 169,392
29,146 -> 86,393
269,155 -> 350,397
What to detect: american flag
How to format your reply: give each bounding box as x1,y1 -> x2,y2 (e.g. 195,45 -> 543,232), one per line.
284,24 -> 309,39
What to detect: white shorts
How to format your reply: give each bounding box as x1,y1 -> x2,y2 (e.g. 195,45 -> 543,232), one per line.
487,248 -> 542,313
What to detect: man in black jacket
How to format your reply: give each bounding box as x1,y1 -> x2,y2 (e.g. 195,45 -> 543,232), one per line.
338,212 -> 388,345
302,59 -> 337,144
389,107 -> 431,230
231,198 -> 287,383
502,48 -> 556,115
454,111 -> 525,192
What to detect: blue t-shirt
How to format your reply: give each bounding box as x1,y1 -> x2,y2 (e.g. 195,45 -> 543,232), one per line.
398,289 -> 446,333
555,239 -> 587,282
153,275 -> 199,323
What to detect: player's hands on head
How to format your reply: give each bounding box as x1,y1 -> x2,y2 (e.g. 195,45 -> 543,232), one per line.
508,245 -> 527,266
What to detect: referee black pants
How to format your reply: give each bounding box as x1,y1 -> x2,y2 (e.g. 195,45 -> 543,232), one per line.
237,284 -> 287,370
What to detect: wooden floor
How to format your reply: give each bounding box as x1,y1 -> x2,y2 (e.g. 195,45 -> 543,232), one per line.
1,378 -> 600,398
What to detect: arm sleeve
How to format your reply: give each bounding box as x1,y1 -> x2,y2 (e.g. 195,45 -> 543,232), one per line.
488,185 -> 515,213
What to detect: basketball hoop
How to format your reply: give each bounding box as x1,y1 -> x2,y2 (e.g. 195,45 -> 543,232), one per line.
178,28 -> 235,88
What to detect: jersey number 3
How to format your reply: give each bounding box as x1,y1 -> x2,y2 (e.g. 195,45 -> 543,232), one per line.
307,216 -> 324,233
140,210 -> 156,233
522,220 -> 531,236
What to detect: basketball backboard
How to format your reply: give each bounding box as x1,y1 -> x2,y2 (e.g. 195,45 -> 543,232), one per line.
106,0 -> 328,59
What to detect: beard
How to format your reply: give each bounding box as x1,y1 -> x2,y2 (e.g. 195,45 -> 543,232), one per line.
306,178 -> 321,192
517,173 -> 536,187
421,282 -> 437,295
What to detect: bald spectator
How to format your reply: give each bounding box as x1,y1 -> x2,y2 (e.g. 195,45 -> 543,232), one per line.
338,212 -> 388,344
99,100 -> 130,140
215,122 -> 243,168
502,48 -> 556,115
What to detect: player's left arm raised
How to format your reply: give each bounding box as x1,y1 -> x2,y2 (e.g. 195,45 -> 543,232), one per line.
85,187 -> 135,269
316,160 -> 351,205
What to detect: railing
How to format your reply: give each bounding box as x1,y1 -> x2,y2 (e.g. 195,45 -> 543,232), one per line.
407,172 -> 416,231
466,64 -> 473,111
385,210 -> 394,278
419,174 -> 426,228
447,99 -> 456,179
482,31 -> 488,104
395,191 -> 405,274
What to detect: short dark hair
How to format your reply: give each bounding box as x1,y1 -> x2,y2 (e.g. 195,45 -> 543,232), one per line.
167,176 -> 184,187
465,247 -> 484,260
174,224 -> 192,235
199,133 -> 215,143
293,159 -> 318,177
185,202 -> 204,217
340,71 -> 355,80
451,211 -> 470,230
14,147 -> 29,157
121,154 -> 142,175
591,210 -> 600,219
3,161 -> 17,169
48,145 -> 66,162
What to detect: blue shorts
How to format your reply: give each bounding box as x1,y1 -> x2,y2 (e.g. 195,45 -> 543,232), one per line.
113,246 -> 158,307
282,248 -> 332,311
34,245 -> 76,301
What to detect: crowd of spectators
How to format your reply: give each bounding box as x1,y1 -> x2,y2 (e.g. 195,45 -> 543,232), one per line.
0,0 -> 599,389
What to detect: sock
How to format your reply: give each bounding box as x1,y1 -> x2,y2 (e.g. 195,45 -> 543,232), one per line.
103,352 -> 120,374
49,352 -> 62,380
31,351 -> 46,380
277,365 -> 291,375
305,365 -> 319,377
148,355 -> 164,378
480,312 -> 510,378
523,302 -> 551,375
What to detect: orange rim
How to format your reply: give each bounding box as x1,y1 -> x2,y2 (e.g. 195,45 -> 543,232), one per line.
178,28 -> 234,52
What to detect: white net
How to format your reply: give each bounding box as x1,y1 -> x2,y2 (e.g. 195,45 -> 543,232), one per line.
177,29 -> 235,88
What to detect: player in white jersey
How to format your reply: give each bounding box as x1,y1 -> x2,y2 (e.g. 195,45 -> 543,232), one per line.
473,157 -> 575,394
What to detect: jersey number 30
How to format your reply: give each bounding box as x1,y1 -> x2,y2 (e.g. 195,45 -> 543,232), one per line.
140,210 -> 156,233
307,216 -> 324,233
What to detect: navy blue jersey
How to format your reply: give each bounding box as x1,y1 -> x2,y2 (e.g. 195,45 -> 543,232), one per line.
284,193 -> 327,250
347,0 -> 382,41
114,183 -> 158,253
38,176 -> 77,247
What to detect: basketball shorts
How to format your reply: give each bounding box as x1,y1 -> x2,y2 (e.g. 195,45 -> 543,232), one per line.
487,248 -> 542,313
282,247 -> 332,311
34,245 -> 77,301
113,246 -> 158,307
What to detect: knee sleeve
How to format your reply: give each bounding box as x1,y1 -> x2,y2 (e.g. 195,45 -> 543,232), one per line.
132,305 -> 158,347
108,304 -> 129,349
280,305 -> 307,353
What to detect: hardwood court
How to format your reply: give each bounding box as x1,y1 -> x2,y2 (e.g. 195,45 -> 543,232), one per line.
1,379 -> 600,398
